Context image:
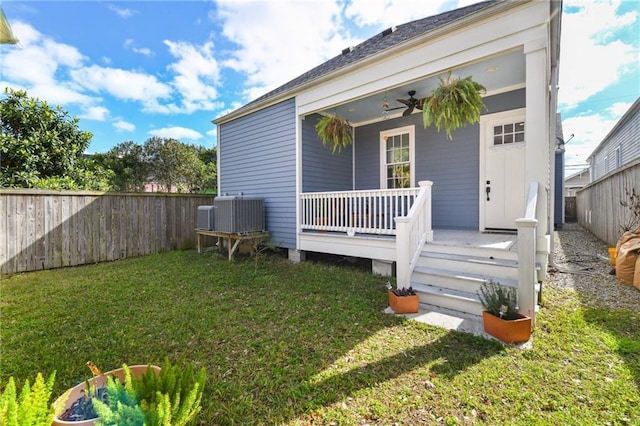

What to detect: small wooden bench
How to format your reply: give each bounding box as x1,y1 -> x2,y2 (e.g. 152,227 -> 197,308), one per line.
195,229 -> 269,260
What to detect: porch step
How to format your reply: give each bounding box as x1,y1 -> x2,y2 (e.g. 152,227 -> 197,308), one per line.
416,251 -> 519,281
410,243 -> 521,318
424,242 -> 518,261
412,265 -> 518,294
411,282 -> 484,316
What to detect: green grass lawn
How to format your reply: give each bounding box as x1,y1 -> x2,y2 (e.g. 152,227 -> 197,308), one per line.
1,250 -> 639,425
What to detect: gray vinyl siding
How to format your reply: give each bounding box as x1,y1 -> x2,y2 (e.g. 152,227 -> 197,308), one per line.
218,98 -> 297,249
590,101 -> 640,180
354,89 -> 525,230
302,114 -> 353,192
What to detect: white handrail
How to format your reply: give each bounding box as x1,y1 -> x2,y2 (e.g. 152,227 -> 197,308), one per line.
395,181 -> 433,288
300,187 -> 420,235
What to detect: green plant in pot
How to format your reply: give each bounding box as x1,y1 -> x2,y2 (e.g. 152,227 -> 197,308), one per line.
52,358 -> 206,426
0,371 -> 66,426
422,71 -> 486,140
478,280 -> 531,344
315,114 -> 353,153
387,283 -> 419,314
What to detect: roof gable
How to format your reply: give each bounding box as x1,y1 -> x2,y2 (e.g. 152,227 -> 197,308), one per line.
218,0 -> 499,122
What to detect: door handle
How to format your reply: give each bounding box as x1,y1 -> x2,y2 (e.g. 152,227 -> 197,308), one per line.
485,181 -> 491,201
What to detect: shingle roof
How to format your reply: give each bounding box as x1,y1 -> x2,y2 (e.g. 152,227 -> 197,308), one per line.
221,0 -> 499,120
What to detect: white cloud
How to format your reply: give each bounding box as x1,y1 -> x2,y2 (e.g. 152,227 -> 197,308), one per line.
558,0 -> 638,109
148,127 -> 203,141
113,119 -> 135,132
345,0 -> 446,28
79,106 -> 109,121
70,65 -> 173,112
124,39 -> 154,56
215,0 -> 358,101
107,4 -> 137,19
164,40 -> 222,113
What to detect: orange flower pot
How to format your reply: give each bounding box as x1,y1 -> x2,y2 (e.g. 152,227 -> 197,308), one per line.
482,311 -> 532,344
388,290 -> 419,314
52,365 -> 161,425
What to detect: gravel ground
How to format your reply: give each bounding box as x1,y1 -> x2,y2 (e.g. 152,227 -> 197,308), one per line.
546,222 -> 640,312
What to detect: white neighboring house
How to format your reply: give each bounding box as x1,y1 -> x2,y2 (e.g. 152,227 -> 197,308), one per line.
564,168 -> 590,197
588,97 -> 640,181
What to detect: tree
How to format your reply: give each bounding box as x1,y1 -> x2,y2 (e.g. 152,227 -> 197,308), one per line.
92,141 -> 149,192
143,137 -> 215,193
0,88 -> 109,190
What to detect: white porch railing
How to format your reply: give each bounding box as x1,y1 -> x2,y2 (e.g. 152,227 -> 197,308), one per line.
300,187 -> 421,235
516,181 -> 539,326
394,181 -> 434,289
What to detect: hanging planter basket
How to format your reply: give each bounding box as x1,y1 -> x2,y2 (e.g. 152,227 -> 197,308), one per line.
315,114 -> 353,153
422,71 -> 486,140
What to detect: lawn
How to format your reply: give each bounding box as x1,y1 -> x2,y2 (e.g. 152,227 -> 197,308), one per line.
1,250 -> 639,425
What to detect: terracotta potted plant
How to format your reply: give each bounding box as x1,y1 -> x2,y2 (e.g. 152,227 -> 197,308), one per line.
52,363 -> 161,425
315,114 -> 353,153
388,286 -> 419,314
421,71 -> 486,140
478,280 -> 531,344
52,359 -> 206,425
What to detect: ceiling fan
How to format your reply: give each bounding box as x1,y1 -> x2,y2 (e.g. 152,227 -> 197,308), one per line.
384,90 -> 424,116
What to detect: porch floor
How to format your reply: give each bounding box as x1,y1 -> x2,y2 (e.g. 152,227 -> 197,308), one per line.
431,228 -> 518,251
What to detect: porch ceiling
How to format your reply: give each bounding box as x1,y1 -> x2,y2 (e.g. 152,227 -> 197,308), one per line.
328,50 -> 525,126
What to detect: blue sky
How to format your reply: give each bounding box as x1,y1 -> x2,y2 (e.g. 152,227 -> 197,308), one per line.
1,0 -> 638,176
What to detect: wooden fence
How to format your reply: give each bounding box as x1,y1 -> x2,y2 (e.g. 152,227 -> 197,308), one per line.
576,159 -> 640,247
0,189 -> 213,275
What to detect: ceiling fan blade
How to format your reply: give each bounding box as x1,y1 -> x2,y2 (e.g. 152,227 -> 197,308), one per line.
402,105 -> 414,116
384,106 -> 405,111
396,98 -> 413,107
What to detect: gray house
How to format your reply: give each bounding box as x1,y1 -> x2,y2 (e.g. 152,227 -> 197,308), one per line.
587,97 -> 640,181
213,0 -> 563,329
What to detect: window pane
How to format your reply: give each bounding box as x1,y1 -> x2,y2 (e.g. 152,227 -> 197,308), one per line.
401,133 -> 409,147
515,133 -> 524,142
401,147 -> 409,162
515,122 -> 524,132
494,125 -> 502,135
504,123 -> 513,133
494,136 -> 502,145
504,134 -> 513,144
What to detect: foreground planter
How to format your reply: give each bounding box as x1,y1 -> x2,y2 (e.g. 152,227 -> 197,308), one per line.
482,311 -> 532,344
388,290 -> 419,314
52,364 -> 161,425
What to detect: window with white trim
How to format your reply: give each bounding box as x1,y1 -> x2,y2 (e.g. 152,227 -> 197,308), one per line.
380,125 -> 415,189
493,121 -> 525,145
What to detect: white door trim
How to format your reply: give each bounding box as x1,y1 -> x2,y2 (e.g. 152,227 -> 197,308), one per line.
479,108 -> 526,231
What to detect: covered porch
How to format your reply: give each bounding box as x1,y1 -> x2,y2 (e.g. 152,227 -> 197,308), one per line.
297,182 -> 541,328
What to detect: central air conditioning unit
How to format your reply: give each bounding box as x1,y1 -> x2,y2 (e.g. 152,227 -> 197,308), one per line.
213,195 -> 265,234
197,205 -> 215,230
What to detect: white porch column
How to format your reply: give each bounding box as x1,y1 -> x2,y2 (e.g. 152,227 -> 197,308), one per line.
524,39 -> 550,245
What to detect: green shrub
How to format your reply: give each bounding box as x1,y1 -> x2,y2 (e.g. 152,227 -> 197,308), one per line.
0,372 -> 59,426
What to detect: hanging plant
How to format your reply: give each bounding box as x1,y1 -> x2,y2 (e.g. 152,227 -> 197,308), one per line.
315,114 -> 353,153
422,71 -> 486,140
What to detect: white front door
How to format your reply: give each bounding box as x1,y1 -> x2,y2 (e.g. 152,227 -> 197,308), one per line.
481,109 -> 526,230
